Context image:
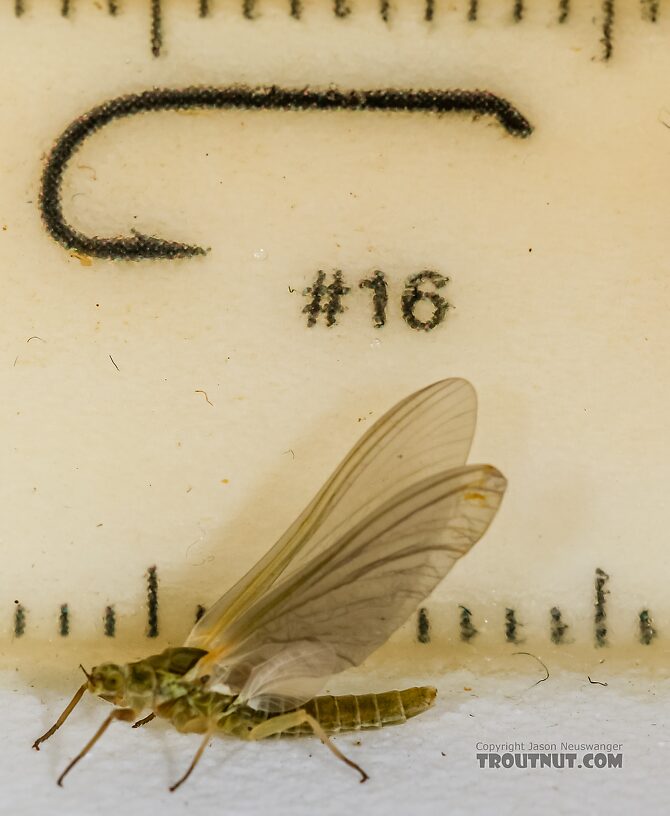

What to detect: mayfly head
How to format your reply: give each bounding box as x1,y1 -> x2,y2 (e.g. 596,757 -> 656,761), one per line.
87,663 -> 127,705
30,663 -> 129,753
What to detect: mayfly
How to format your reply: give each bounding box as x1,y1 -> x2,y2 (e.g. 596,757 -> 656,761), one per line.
33,378 -> 507,790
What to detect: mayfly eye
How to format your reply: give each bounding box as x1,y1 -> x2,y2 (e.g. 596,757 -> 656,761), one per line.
199,675 -> 211,685
129,667 -> 151,684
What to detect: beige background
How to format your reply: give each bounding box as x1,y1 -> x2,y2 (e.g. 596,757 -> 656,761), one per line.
1,1 -> 669,676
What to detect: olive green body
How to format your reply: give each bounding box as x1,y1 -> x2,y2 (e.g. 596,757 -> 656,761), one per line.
160,685 -> 437,739
89,648 -> 436,739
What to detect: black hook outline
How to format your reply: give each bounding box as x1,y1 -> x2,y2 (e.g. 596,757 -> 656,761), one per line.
40,85 -> 533,261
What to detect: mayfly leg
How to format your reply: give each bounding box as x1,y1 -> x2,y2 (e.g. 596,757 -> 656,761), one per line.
32,683 -> 88,750
249,710 -> 369,783
57,709 -> 135,787
169,731 -> 214,792
132,712 -> 156,728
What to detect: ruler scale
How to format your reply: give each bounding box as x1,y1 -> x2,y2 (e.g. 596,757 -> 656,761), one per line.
8,566 -> 663,654
1,0 -> 669,679
7,1 -> 667,59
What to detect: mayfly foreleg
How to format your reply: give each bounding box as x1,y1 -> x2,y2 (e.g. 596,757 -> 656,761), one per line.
32,683 -> 88,750
169,731 -> 214,792
132,712 -> 156,728
57,708 -> 136,787
249,710 -> 369,783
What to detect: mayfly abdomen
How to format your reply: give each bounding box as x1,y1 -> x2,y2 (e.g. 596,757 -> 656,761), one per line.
277,686 -> 437,736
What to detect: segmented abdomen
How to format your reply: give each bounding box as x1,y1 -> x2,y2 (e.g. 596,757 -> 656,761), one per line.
279,686 -> 436,735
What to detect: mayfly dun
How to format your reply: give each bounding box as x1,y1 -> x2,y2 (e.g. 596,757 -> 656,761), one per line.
33,378 -> 507,790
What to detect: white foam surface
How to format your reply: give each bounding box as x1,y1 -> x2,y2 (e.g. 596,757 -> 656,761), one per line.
5,667 -> 669,816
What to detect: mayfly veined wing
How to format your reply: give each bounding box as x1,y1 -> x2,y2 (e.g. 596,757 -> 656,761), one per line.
32,378 -> 506,790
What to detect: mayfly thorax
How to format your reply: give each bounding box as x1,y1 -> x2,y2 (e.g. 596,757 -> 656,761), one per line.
32,378 -> 507,791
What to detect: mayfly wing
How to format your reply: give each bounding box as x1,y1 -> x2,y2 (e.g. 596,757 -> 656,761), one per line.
186,378 -> 477,652
193,463 -> 506,711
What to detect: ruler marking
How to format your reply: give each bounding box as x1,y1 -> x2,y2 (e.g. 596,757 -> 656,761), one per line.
380,0 -> 390,22
505,607 -> 523,643
467,0 -> 478,21
558,0 -> 569,22
104,605 -> 116,637
61,0 -> 71,17
151,0 -> 163,58
108,0 -> 118,15
639,609 -> 657,644
13,603 -> 26,638
459,605 -> 478,641
513,0 -> 524,22
146,565 -> 159,638
424,0 -> 434,22
199,0 -> 210,17
417,607 -> 430,643
642,0 -> 660,21
594,567 -> 609,647
14,0 -> 25,17
334,0 -> 351,17
243,0 -> 256,19
59,603 -> 70,637
290,0 -> 302,18
601,0 -> 615,60
550,606 -> 568,644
